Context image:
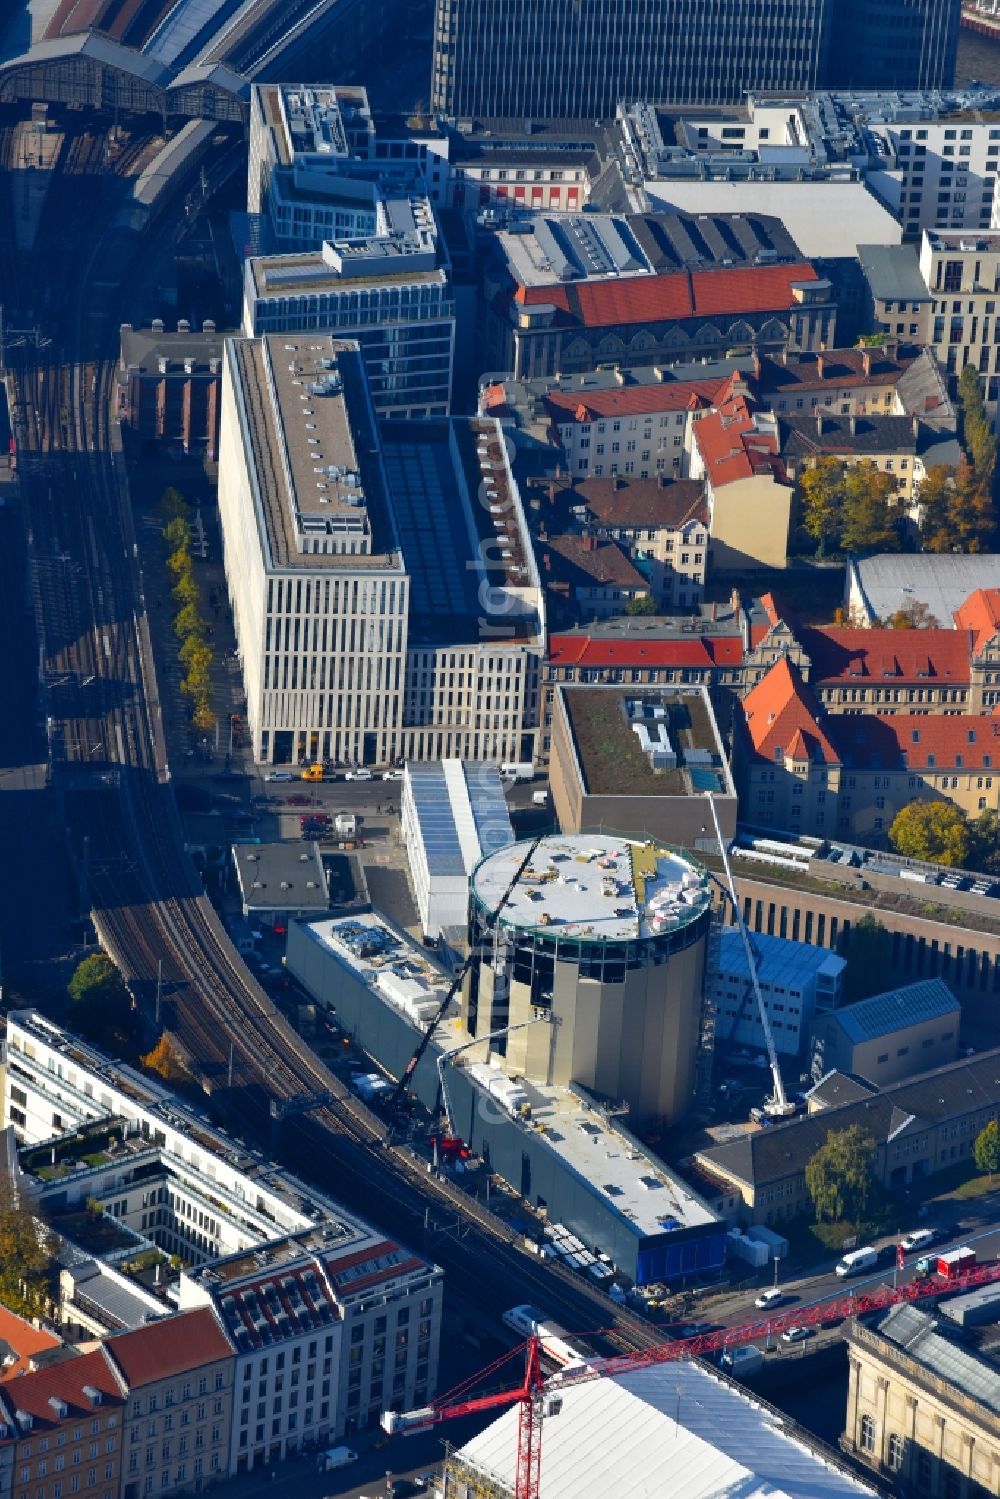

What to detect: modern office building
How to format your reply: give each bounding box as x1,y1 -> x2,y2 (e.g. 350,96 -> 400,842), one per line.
709,928 -> 846,1058
401,760 -> 513,939
810,977 -> 960,1085
465,834 -> 713,1124
431,0 -> 958,119
217,335 -> 544,766
243,226 -> 454,422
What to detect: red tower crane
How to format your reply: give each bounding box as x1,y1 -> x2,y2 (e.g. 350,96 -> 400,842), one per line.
382,1258 -> 1000,1499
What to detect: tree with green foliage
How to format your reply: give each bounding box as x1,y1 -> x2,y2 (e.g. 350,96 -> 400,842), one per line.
67,953 -> 132,1041
160,486 -> 187,523
171,570 -> 200,610
0,1205 -> 55,1320
838,462 -> 900,555
163,515 -> 192,553
950,458 -> 996,554
889,799 -> 970,868
958,365 -> 997,479
970,809 -> 1000,877
797,456 -> 844,555
974,1119 -> 1000,1180
625,594 -> 656,616
805,1125 -> 878,1225
173,600 -> 204,641
841,913 -> 893,1003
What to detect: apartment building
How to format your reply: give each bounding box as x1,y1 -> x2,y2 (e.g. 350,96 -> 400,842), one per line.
688,388 -> 794,572
2,1008 -> 444,1458
482,212 -> 836,383
218,335 -> 543,766
557,477 -> 708,610
919,228 -> 1000,406
431,0 -> 957,118
106,1311 -> 233,1499
779,412 -> 960,508
0,1351 -> 124,1499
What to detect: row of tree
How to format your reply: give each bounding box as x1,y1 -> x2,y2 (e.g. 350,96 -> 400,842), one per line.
162,488 -> 215,735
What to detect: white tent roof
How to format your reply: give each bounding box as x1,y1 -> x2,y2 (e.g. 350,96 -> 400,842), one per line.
456,1362 -> 879,1499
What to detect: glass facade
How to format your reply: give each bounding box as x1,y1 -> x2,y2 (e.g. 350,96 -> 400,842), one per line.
432,0 -> 958,119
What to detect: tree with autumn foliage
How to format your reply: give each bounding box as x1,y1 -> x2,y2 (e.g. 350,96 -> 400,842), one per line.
797,457 -> 901,556
141,1034 -> 196,1090
889,799 -> 971,867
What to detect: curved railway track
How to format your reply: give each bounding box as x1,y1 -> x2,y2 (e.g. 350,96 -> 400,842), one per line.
2,113 -> 661,1360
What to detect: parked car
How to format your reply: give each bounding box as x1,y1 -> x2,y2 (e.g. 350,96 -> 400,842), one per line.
264,770 -> 293,782
345,768 -> 373,781
781,1326 -> 814,1344
382,769 -> 403,781
754,1288 -> 785,1311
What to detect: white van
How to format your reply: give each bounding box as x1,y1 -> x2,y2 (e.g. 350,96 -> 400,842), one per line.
317,1446 -> 357,1472
835,1246 -> 878,1278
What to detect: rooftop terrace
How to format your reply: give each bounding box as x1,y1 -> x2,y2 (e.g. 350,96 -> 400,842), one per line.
562,686 -> 724,798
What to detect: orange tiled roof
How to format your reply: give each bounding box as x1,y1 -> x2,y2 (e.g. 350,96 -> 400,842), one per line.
548,633 -> 744,669
741,655 -> 840,765
543,379 -> 728,424
514,263 -> 819,329
954,587 -> 1000,654
693,395 -> 787,489
0,1307 -> 62,1381
831,712 -> 1000,771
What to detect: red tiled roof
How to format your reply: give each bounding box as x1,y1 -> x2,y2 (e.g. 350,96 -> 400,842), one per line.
548,633 -> 744,669
0,1307 -> 62,1381
543,379 -> 728,424
802,627 -> 972,685
831,713 -> 1000,771
0,1348 -> 122,1431
693,395 -> 787,489
514,263 -> 819,330
741,655 -> 840,764
105,1308 -> 231,1388
954,588 -> 1000,654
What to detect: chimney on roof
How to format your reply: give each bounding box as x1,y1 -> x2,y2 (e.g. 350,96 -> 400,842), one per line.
615,368 -> 625,386
816,412 -> 824,436
729,586 -> 741,617
861,348 -> 872,377
539,522 -> 548,541
816,354 -> 825,379
778,348 -> 788,367
751,349 -> 761,380
581,532 -> 597,552
543,551 -> 551,571
912,414 -> 919,439
884,338 -> 899,361
711,601 -> 719,622
849,414 -> 856,436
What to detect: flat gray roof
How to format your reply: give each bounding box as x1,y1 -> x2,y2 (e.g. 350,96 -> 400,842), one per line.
857,242 -> 932,302
849,552 -> 1000,626
233,841 -> 328,910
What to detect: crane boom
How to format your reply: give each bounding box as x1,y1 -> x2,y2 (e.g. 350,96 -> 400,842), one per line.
703,793 -> 790,1116
385,834 -> 545,1121
384,1259 -> 1000,1499
436,1017 -> 544,1138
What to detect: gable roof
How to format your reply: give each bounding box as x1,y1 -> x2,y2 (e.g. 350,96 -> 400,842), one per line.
543,379 -> 727,423
827,978 -> 960,1045
0,1348 -> 122,1433
954,587 -> 1000,654
801,626 -> 972,685
755,346 -> 918,395
780,413 -> 919,459
0,1306 -> 62,1381
104,1308 -> 231,1387
548,632 -> 745,670
739,655 -> 840,765
542,534 -> 648,590
831,712 -> 1000,772
570,476 -> 707,530
697,1048 -> 1000,1191
513,263 -> 820,330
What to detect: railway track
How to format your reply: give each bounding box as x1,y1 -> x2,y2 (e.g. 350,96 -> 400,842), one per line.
2,112 -> 662,1360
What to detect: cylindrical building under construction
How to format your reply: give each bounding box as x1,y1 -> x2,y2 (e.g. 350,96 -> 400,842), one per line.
465,834 -> 711,1125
